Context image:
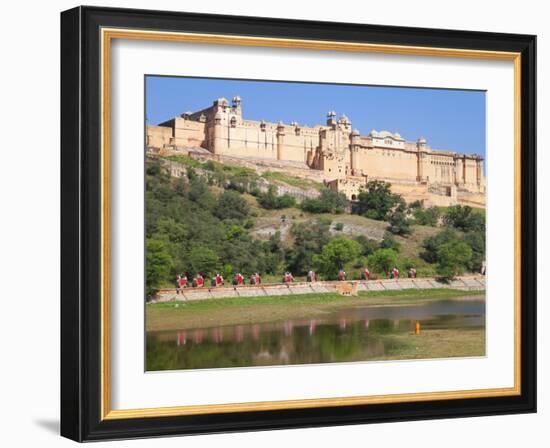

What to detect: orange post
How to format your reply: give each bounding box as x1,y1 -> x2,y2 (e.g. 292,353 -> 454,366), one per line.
415,321 -> 421,335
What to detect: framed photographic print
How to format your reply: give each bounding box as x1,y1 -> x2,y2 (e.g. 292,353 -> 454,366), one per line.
60,6 -> 537,442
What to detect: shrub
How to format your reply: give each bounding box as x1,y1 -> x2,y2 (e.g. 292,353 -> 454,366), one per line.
408,200 -> 424,210
413,206 -> 441,226
464,230 -> 486,272
387,210 -> 412,235
436,241 -> 473,280
214,190 -> 249,221
187,246 -> 220,277
367,248 -> 398,274
421,228 -> 460,263
145,238 -> 173,296
444,205 -> 485,232
286,219 -> 332,275
380,231 -> 401,252
257,186 -> 297,209
354,235 -> 380,256
301,189 -> 347,214
397,256 -> 416,271
313,237 -> 362,279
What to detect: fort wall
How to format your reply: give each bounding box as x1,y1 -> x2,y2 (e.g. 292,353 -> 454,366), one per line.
146,96 -> 485,197
146,125 -> 173,149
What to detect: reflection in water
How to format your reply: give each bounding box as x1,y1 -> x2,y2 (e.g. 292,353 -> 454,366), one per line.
147,299 -> 485,371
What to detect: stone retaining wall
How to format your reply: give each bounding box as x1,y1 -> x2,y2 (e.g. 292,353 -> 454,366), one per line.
153,276 -> 486,303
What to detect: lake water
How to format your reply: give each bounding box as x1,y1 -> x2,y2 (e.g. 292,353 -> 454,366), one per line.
146,298 -> 485,371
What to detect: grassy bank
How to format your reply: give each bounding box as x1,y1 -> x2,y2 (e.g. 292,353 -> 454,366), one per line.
370,327 -> 485,360
146,288 -> 485,332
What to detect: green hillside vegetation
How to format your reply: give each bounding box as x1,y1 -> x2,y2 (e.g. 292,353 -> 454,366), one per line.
261,170 -> 324,191
145,158 -> 485,297
163,155 -> 324,194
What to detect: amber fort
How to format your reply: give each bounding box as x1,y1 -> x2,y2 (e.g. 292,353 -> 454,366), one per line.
146,96 -> 486,207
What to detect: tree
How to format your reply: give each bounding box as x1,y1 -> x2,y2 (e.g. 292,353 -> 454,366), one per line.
257,186 -> 278,209
354,235 -> 380,256
421,228 -> 460,263
387,210 -> 412,235
313,237 -> 361,279
145,238 -> 173,296
464,231 -> 485,272
321,189 -> 348,213
398,256 -> 416,271
146,161 -> 162,176
214,190 -> 249,221
300,197 -> 324,213
436,241 -> 473,280
187,246 -> 220,277
225,224 -> 246,240
444,205 -> 485,232
413,206 -> 440,226
353,180 -> 402,221
367,248 -> 398,274
277,194 -> 297,209
155,218 -> 188,243
464,211 -> 486,232
286,219 -> 331,275
263,231 -> 285,274
257,186 -> 296,209
188,176 -> 215,207
301,189 -> 348,214
380,231 -> 401,252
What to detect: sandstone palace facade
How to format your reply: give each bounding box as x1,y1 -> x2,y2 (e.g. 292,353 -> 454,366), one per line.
147,96 -> 485,199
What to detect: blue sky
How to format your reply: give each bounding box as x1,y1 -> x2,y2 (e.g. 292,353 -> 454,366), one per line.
146,76 -> 486,157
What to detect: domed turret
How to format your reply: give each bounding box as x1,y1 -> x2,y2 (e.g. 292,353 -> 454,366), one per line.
339,114 -> 350,123
417,136 -> 427,151
215,97 -> 229,106
350,128 -> 361,145
326,110 -> 337,126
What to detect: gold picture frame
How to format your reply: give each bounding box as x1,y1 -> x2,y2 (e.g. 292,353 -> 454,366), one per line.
61,6 -> 536,441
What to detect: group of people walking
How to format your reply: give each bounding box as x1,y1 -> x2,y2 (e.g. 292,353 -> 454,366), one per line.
233,272 -> 262,286
175,266 -> 418,293
175,272 -> 262,293
175,273 -> 205,293
385,267 -> 417,279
